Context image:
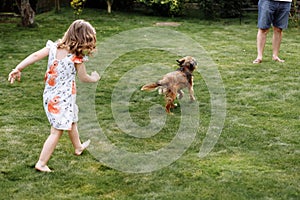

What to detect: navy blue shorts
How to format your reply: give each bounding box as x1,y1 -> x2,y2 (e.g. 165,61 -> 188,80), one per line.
257,0 -> 291,29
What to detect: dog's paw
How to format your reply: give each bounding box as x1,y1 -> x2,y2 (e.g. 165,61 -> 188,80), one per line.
158,88 -> 163,94
177,90 -> 184,99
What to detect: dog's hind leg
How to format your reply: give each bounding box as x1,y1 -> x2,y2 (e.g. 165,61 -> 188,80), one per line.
165,90 -> 177,114
165,97 -> 174,113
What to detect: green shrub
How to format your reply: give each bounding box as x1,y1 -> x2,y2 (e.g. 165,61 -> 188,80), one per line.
70,0 -> 86,17
197,0 -> 252,19
137,0 -> 185,16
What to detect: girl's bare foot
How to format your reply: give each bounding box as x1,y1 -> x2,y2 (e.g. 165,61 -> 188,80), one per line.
35,161 -> 51,172
75,139 -> 90,156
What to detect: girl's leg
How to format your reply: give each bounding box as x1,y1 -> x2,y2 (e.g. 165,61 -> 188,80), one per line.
68,123 -> 90,155
35,127 -> 63,172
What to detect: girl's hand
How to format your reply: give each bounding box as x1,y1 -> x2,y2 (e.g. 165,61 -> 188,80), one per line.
91,71 -> 100,82
8,69 -> 21,84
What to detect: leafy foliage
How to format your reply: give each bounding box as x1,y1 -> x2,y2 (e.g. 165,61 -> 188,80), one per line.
197,0 -> 252,19
70,0 -> 86,17
137,0 -> 185,16
290,0 -> 300,27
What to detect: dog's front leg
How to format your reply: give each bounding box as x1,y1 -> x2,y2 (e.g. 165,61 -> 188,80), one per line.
188,85 -> 195,101
177,90 -> 184,99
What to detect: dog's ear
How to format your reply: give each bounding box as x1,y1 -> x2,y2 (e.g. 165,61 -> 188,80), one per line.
177,58 -> 185,66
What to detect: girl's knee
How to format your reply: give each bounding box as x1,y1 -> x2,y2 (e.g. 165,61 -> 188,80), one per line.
50,126 -> 63,136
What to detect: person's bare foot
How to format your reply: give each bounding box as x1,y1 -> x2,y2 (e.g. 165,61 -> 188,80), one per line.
75,139 -> 90,156
272,56 -> 285,63
253,58 -> 262,64
35,161 -> 51,172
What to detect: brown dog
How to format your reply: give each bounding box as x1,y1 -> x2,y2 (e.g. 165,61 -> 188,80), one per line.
141,56 -> 197,113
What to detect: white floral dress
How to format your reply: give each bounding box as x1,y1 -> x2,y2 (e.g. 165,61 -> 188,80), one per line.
43,40 -> 85,130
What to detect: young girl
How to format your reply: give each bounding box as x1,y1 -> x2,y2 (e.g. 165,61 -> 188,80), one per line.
8,19 -> 100,172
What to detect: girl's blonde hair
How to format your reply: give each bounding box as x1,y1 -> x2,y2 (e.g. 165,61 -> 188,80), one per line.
57,19 -> 96,58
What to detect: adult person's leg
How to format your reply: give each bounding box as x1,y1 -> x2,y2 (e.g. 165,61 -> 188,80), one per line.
253,0 -> 273,64
253,28 -> 269,63
271,1 -> 292,62
272,26 -> 284,62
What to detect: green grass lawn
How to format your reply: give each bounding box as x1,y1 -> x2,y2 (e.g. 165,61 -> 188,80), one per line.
0,8 -> 299,200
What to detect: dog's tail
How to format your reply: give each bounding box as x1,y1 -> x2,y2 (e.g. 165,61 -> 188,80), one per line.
141,82 -> 160,91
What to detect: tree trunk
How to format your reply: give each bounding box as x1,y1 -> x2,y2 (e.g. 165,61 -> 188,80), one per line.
15,0 -> 35,27
55,0 -> 61,13
107,0 -> 113,14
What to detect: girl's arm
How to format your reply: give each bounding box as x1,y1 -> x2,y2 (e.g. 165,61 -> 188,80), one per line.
76,63 -> 100,83
8,47 -> 50,84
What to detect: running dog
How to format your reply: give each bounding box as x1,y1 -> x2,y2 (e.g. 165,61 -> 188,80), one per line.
141,56 -> 197,114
